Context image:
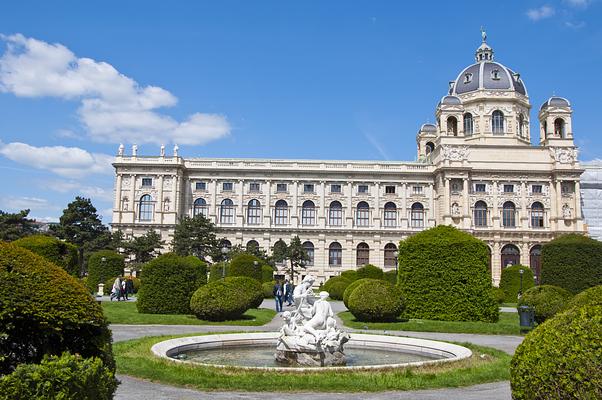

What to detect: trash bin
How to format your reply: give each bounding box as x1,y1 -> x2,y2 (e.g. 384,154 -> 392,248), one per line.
518,305 -> 535,331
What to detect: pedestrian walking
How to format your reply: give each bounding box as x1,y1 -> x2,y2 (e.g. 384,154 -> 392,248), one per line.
110,276 -> 122,301
125,277 -> 134,297
283,280 -> 293,306
121,279 -> 128,300
273,280 -> 284,312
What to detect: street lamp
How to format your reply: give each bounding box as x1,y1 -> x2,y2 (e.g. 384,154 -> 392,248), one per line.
221,245 -> 229,278
518,268 -> 524,299
393,251 -> 399,274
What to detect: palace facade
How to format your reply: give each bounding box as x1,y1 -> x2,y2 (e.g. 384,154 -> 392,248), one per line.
111,37 -> 586,285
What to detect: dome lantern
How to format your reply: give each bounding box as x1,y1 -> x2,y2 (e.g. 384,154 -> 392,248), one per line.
475,27 -> 494,62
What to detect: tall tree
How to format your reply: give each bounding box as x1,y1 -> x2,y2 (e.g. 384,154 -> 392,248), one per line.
172,214 -> 218,261
123,229 -> 165,263
287,235 -> 310,281
0,209 -> 36,241
51,197 -> 109,275
272,238 -> 288,265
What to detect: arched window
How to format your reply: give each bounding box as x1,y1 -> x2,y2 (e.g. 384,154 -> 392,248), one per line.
530,245 -> 542,284
247,199 -> 261,225
301,200 -> 315,226
410,202 -> 424,228
220,199 -> 234,224
220,239 -> 232,252
531,202 -> 545,228
554,118 -> 565,137
193,198 -> 207,217
447,116 -> 458,136
356,201 -> 370,227
303,241 -> 314,266
518,113 -> 525,137
329,201 -> 343,226
274,200 -> 288,225
384,243 -> 397,268
425,142 -> 435,155
356,243 -> 369,266
492,110 -> 504,134
383,202 -> 397,227
329,242 -> 342,266
502,201 -> 516,228
474,201 -> 488,227
463,113 -> 473,136
246,240 -> 259,252
501,244 -> 520,268
139,194 -> 153,221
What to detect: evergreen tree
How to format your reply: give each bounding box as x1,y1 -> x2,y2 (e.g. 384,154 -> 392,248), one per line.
172,214 -> 218,261
287,235 -> 309,281
0,209 -> 36,241
123,229 -> 165,263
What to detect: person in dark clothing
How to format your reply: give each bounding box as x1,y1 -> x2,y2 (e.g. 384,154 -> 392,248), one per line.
273,281 -> 284,312
125,277 -> 135,297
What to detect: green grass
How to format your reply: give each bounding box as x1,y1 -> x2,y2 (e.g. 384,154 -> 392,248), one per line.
113,334 -> 511,392
339,311 -> 521,335
103,301 -> 276,326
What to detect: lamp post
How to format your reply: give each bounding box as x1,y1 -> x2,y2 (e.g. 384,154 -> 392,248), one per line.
519,268 -> 524,299
221,245 -> 229,278
394,251 -> 399,274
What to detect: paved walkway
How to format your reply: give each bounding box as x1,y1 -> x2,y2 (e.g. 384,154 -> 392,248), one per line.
111,301 -> 522,400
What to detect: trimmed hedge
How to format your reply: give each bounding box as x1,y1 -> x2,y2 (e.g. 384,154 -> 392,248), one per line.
356,264 -> 384,280
261,265 -> 274,283
398,225 -> 498,322
0,242 -> 114,375
499,265 -> 535,303
209,262 -> 228,282
0,353 -> 117,400
340,270 -> 358,282
347,280 -> 405,322
190,280 -> 251,321
225,276 -> 264,309
136,253 -> 207,314
542,233 -> 602,294
492,287 -> 506,304
343,278 -> 379,309
86,250 -> 125,293
12,235 -> 79,276
262,281 -> 276,298
517,285 -> 573,324
227,253 -> 262,281
510,304 -> 602,399
383,270 -> 397,285
564,285 -> 602,310
323,276 -> 351,300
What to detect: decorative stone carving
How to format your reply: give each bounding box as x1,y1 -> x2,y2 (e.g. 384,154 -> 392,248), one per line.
451,202 -> 461,216
132,144 -> 138,156
118,143 -> 124,156
121,197 -> 129,211
160,144 -> 165,157
442,145 -> 470,161
122,177 -> 131,187
562,204 -> 572,219
275,276 -> 350,367
173,144 -> 179,157
163,198 -> 170,211
550,148 -> 578,164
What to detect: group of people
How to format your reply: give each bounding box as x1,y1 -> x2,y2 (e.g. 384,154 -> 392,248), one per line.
110,276 -> 134,301
272,279 -> 294,312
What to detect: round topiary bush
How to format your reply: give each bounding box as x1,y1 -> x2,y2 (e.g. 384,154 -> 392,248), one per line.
190,280 -> 251,321
343,278 -> 379,308
225,276 -> 263,309
542,233 -> 602,294
564,285 -> 602,310
492,287 -> 506,304
12,234 -> 79,276
517,285 -> 573,324
227,253 -> 262,281
323,276 -> 351,300
0,352 -> 117,400
356,264 -> 384,280
347,280 -> 405,322
383,270 -> 397,285
398,225 -> 498,322
0,242 -> 114,375
86,250 -> 124,293
209,262 -> 228,282
510,304 -> 602,399
136,253 -> 207,314
262,280 -> 276,298
340,270 -> 358,282
261,265 -> 274,282
499,265 -> 535,303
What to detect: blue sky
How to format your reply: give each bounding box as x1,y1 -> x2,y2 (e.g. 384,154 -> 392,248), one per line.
0,0 -> 601,224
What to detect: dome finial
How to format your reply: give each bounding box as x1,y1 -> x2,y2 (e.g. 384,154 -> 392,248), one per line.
480,26 -> 487,43
475,27 -> 493,62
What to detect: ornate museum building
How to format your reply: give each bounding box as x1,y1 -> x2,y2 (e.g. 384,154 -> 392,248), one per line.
111,36 -> 586,285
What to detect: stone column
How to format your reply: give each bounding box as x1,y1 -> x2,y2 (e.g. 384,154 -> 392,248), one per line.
574,181 -> 582,220
556,180 -> 563,225
319,181 -> 326,228
374,182 -> 380,228
129,174 -> 136,221
492,180 -> 499,229
114,174 -> 122,210
291,180 -> 299,228
210,179 -> 218,224
520,180 -> 528,229
237,179 -> 244,226
549,179 -> 556,230
401,183 -> 408,228
157,175 -> 164,224
264,180 -> 272,227
462,178 -> 470,228
428,182 -> 435,227
346,182 -> 353,228
443,177 -> 450,224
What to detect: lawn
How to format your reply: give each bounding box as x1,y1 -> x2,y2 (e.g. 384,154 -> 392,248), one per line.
339,311 -> 521,335
103,301 -> 276,326
114,334 -> 511,392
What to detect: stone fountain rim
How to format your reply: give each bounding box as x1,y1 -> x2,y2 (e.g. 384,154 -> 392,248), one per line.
151,332 -> 473,372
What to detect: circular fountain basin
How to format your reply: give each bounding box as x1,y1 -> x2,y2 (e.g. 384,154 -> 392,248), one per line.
151,332 -> 472,371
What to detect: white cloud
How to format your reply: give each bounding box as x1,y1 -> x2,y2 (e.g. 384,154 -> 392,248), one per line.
526,5 -> 556,21
0,142 -> 113,179
564,0 -> 591,8
565,20 -> 587,29
0,34 -> 230,145
0,196 -> 55,211
44,180 -> 114,202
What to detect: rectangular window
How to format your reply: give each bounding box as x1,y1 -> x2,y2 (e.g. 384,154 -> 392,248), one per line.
276,183 -> 287,192
385,185 -> 396,194
358,185 -> 369,194
247,203 -> 261,225
303,183 -> 314,193
141,178 -> 153,187
384,208 -> 397,227
195,181 -> 206,191
329,248 -> 342,266
532,184 -> 542,194
222,182 -> 233,191
331,184 -> 341,193
329,207 -> 343,226
301,206 -> 315,226
475,183 -> 486,193
412,185 -> 423,194
504,184 -> 514,193
249,182 -> 260,192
